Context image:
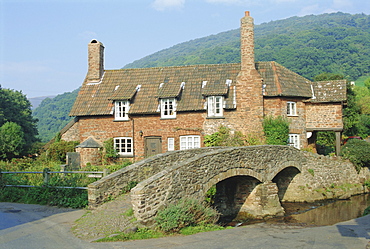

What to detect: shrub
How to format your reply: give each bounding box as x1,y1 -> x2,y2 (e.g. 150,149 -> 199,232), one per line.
245,133 -> 265,146
0,186 -> 88,208
204,126 -> 245,147
155,199 -> 219,233
316,131 -> 335,155
364,206 -> 370,216
263,116 -> 289,145
102,138 -> 119,164
205,185 -> 216,205
46,140 -> 79,163
340,139 -> 370,172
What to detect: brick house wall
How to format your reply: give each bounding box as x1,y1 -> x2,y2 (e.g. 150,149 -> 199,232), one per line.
61,121 -> 80,141
263,97 -> 308,148
71,112 -> 206,161
306,103 -> 343,130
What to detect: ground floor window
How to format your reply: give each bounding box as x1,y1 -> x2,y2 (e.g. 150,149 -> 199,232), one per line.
114,137 -> 133,156
180,135 -> 200,150
288,134 -> 300,149
168,137 -> 175,151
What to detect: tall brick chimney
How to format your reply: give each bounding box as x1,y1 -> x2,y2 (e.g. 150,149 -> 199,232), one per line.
232,11 -> 263,135
87,39 -> 104,82
240,11 -> 256,72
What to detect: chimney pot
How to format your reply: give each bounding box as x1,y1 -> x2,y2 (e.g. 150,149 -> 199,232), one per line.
245,11 -> 250,16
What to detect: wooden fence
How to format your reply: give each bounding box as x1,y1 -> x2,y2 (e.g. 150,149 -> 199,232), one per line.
0,165 -> 110,190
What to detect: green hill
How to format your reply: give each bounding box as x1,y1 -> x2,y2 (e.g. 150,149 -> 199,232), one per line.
33,89 -> 79,142
124,12 -> 370,81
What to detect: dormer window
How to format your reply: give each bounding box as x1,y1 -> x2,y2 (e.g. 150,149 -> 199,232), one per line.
287,101 -> 297,116
160,98 -> 176,119
207,96 -> 223,117
114,100 -> 130,121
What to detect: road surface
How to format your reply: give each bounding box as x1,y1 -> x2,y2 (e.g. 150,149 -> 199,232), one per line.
1,202 -> 369,249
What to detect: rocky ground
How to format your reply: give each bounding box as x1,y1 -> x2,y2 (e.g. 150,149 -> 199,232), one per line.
71,193 -> 139,241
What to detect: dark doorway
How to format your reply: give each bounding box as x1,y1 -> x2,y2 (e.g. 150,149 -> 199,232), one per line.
144,136 -> 162,157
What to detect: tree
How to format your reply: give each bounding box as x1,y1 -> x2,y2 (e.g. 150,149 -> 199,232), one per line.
343,83 -> 363,137
0,122 -> 25,159
33,89 -> 78,142
365,77 -> 370,90
0,85 -> 39,158
314,72 -> 345,81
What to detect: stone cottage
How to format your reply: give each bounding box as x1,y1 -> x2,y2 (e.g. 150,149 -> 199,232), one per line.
64,11 -> 346,166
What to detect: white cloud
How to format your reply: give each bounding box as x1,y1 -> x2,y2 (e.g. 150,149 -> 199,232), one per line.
151,0 -> 185,11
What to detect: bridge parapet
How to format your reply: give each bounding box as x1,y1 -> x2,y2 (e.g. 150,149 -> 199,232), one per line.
130,145 -> 304,223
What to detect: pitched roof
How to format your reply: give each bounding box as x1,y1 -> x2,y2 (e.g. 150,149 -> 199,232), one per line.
70,64 -> 240,116
70,61 -> 345,117
256,61 -> 312,98
309,80 -> 347,102
76,137 -> 102,148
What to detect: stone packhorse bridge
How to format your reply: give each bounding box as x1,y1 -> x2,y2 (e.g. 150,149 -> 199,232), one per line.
88,145 -> 367,224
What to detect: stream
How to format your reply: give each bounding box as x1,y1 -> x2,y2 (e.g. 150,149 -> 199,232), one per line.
229,193 -> 370,227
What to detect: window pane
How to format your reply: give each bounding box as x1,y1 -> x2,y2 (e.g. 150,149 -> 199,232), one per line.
114,137 -> 133,155
180,136 -> 200,150
168,138 -> 174,151
194,136 -> 200,148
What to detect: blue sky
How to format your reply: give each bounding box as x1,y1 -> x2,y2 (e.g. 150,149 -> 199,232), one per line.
1,0 -> 369,98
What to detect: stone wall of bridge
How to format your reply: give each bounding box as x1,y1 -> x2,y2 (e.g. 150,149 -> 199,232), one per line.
87,145 -> 370,224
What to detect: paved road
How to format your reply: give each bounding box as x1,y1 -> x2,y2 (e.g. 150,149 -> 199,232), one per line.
1,202 -> 369,249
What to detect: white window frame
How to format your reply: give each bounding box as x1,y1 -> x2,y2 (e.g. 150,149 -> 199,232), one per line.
114,100 -> 130,121
180,135 -> 201,150
287,101 -> 297,116
160,98 -> 176,118
168,138 -> 175,151
207,96 -> 224,117
114,137 -> 133,156
288,134 -> 300,149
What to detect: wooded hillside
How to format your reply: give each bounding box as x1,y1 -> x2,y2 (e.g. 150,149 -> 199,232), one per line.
124,12 -> 370,81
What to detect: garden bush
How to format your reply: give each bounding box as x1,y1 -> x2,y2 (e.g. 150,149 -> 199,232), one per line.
340,139 -> 370,172
263,116 -> 289,145
102,138 -> 119,164
0,186 -> 88,208
155,199 -> 219,233
204,126 -> 245,147
46,140 -> 79,163
364,206 -> 370,216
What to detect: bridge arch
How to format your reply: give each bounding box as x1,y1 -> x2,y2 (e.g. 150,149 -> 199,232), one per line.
202,168 -> 264,197
130,145 -> 305,223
